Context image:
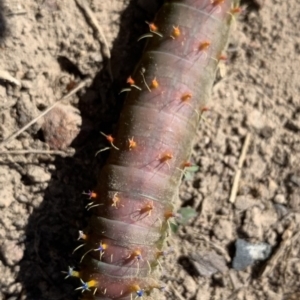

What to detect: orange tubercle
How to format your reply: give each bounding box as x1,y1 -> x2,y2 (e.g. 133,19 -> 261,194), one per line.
148,22 -> 158,32
211,0 -> 225,6
129,249 -> 143,261
181,161 -> 192,168
181,92 -> 192,102
164,210 -> 176,220
128,137 -> 137,150
231,6 -> 242,14
138,200 -> 154,217
218,54 -> 227,61
198,41 -> 211,52
159,152 -> 173,163
151,77 -> 159,89
127,76 -> 135,85
83,190 -> 98,199
171,26 -> 180,38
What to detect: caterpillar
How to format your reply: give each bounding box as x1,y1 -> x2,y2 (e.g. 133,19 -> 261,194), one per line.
65,0 -> 239,299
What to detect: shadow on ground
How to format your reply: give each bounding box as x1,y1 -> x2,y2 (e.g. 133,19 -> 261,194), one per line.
16,1 -> 162,299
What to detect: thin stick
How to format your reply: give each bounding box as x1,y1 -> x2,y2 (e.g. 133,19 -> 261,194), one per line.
0,69 -> 21,86
74,0 -> 112,81
260,223 -> 298,278
169,283 -> 185,300
0,78 -> 89,149
229,133 -> 251,203
0,149 -> 74,157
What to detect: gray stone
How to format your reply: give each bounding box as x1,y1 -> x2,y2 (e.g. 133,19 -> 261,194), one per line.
232,239 -> 272,271
190,251 -> 228,277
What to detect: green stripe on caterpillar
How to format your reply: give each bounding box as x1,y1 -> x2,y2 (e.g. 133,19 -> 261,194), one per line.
64,0 -> 240,299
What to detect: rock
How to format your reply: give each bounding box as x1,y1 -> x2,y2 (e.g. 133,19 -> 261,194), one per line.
24,69 -> 36,80
190,251 -> 228,277
289,192 -> 300,209
242,206 -> 277,240
290,174 -> 300,187
0,240 -> 24,266
273,194 -> 286,204
42,103 -> 83,150
213,219 -> 233,241
26,165 -> 51,183
182,275 -> 197,296
0,168 -> 21,208
274,204 -> 289,218
235,195 -> 260,211
16,93 -> 41,133
232,239 -> 272,271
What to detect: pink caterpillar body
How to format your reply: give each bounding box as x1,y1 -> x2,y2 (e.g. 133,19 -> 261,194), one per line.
66,0 -> 239,299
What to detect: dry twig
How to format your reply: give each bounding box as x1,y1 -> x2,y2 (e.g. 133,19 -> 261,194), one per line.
229,133 -> 251,203
0,149 -> 75,157
260,223 -> 299,278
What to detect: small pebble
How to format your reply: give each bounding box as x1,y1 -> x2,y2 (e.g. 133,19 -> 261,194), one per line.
190,251 -> 228,277
42,103 -> 82,150
0,240 -> 24,266
273,194 -> 286,204
290,174 -> 300,187
26,165 -> 51,183
24,69 -> 36,80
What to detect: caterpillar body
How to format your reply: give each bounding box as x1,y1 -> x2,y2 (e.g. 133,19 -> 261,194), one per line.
66,0 -> 239,299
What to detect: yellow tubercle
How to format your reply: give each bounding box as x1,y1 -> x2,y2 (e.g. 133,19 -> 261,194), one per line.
87,279 -> 97,289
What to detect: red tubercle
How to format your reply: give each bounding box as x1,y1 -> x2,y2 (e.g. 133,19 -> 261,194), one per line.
82,190 -> 98,200
230,5 -> 243,15
125,76 -> 142,91
200,106 -> 209,113
218,54 -> 228,61
82,190 -> 104,211
100,131 -> 119,150
127,76 -> 135,85
145,21 -> 163,38
147,22 -> 158,33
181,160 -> 193,169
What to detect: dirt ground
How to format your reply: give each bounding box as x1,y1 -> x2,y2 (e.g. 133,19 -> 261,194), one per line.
0,0 -> 299,299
